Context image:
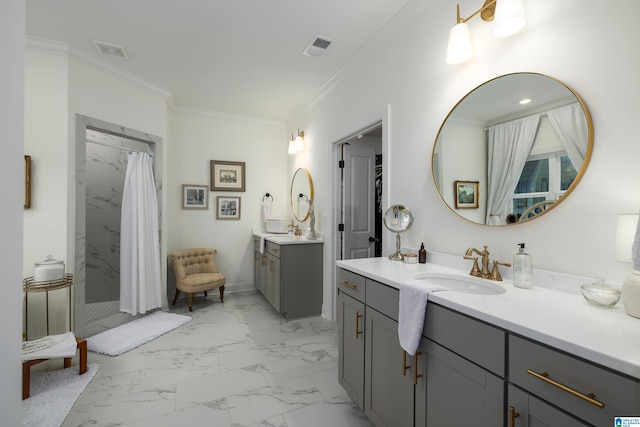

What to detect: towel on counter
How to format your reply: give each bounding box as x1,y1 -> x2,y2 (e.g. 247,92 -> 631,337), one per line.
398,279 -> 448,356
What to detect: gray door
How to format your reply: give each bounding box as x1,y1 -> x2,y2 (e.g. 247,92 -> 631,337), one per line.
342,144 -> 376,259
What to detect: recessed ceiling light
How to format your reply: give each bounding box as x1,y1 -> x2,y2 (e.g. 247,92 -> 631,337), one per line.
519,98 -> 532,105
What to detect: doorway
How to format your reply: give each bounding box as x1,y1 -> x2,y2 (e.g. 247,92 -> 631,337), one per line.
74,115 -> 162,337
336,123 -> 383,261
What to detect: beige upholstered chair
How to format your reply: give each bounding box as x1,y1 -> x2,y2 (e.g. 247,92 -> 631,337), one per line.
169,248 -> 225,311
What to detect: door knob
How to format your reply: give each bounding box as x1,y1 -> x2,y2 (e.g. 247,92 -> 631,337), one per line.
368,237 -> 378,243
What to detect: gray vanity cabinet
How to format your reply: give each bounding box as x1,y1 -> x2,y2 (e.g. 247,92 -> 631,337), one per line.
420,304 -> 505,427
252,237 -> 267,297
262,240 -> 323,319
507,384 -> 588,427
337,269 -> 366,409
508,334 -> 640,427
364,306 -> 416,427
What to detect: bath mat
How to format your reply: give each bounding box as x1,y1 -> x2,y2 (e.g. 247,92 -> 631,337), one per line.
87,311 -> 191,356
22,363 -> 98,427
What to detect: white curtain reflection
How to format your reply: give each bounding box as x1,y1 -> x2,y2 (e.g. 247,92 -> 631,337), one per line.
546,103 -> 588,170
485,116 -> 541,224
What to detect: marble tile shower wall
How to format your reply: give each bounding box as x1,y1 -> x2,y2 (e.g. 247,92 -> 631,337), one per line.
85,143 -> 126,304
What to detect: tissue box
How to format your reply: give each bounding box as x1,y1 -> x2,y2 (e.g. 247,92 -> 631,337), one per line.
265,218 -> 292,234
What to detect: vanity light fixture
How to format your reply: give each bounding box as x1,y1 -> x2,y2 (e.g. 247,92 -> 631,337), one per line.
288,133 -> 297,154
288,129 -> 304,154
294,129 -> 305,152
446,0 -> 527,65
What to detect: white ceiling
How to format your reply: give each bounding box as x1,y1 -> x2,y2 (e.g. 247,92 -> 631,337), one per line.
26,0 -> 426,122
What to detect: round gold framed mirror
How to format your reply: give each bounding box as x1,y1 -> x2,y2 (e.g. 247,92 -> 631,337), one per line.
291,168 -> 314,222
432,73 -> 593,226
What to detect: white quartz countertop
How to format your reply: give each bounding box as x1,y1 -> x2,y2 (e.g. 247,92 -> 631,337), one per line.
336,257 -> 640,380
253,230 -> 323,245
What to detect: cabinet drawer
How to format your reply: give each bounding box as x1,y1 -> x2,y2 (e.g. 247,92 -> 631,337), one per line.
509,334 -> 640,427
338,268 -> 366,302
423,304 -> 505,377
366,279 -> 399,321
265,241 -> 281,257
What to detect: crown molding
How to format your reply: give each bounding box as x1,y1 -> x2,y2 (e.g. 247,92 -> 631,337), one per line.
25,35 -> 172,100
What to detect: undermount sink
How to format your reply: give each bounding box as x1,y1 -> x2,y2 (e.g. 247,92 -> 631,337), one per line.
414,272 -> 506,295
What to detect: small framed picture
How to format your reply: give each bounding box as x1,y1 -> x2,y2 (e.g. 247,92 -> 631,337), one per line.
210,160 -> 245,192
182,184 -> 209,210
454,180 -> 479,209
216,196 -> 241,220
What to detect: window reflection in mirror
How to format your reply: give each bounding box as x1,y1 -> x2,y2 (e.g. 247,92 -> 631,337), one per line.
432,73 -> 593,226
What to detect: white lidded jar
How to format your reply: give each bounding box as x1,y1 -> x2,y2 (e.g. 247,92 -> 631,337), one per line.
513,243 -> 533,289
33,255 -> 65,282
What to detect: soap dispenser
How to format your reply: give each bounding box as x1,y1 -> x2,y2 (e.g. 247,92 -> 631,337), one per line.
513,243 -> 533,289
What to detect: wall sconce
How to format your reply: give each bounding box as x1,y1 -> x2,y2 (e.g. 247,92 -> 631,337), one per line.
288,129 -> 305,154
446,0 -> 526,65
615,213 -> 640,318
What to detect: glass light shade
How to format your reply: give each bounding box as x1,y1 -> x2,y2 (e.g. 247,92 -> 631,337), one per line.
446,22 -> 472,64
614,214 -> 639,263
294,135 -> 304,151
493,0 -> 526,38
288,140 -> 297,154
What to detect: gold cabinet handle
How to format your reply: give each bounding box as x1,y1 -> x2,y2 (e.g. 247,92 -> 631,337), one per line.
413,351 -> 422,385
527,369 -> 605,409
402,350 -> 410,376
355,311 -> 363,339
261,254 -> 266,265
269,260 -> 274,272
340,280 -> 357,290
509,406 -> 520,427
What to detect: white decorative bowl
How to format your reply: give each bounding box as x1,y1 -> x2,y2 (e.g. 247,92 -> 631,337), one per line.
265,218 -> 292,234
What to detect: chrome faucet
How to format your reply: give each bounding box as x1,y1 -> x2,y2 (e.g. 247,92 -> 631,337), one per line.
464,245 -> 511,281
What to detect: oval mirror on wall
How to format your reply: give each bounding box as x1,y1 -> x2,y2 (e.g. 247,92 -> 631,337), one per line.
291,168 -> 314,222
432,73 -> 593,226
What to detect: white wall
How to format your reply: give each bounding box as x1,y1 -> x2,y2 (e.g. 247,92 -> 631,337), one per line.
1,0 -> 24,421
168,110 -> 287,292
289,0 -> 640,318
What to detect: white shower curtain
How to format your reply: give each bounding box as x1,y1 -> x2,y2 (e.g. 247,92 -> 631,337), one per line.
120,151 -> 162,315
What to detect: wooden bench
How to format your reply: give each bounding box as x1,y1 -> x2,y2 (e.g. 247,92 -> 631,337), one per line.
22,336 -> 87,400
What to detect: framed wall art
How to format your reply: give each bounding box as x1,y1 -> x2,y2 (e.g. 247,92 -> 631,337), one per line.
25,155 -> 31,209
210,160 -> 245,192
454,180 -> 479,209
182,184 -> 208,210
216,196 -> 241,220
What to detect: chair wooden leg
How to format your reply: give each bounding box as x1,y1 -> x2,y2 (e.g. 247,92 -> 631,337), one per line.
172,289 -> 180,306
219,285 -> 225,303
187,293 -> 194,311
204,291 -> 208,297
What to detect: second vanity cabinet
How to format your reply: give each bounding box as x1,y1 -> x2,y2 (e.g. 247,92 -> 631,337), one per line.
254,237 -> 323,319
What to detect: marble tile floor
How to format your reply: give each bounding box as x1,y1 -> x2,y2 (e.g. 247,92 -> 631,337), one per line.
33,291 -> 373,427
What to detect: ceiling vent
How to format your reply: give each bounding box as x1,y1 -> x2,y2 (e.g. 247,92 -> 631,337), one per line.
92,40 -> 129,59
303,35 -> 334,57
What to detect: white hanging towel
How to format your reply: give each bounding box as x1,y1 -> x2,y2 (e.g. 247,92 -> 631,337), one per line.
262,199 -> 273,222
120,152 -> 162,315
398,279 -> 448,356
